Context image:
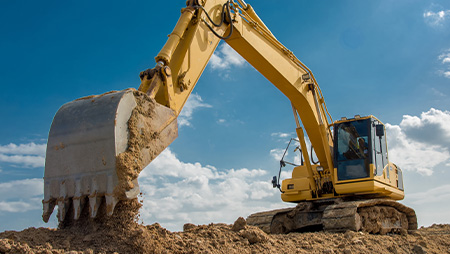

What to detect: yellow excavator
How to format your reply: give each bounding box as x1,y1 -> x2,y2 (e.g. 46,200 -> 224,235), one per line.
42,0 -> 417,234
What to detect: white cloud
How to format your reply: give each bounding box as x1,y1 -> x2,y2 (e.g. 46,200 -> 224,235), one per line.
0,178 -> 43,213
138,148 -> 287,231
404,184 -> 450,227
271,132 -> 293,139
0,178 -> 43,199
0,201 -> 34,213
438,50 -> 450,79
270,148 -> 285,161
0,143 -> 46,156
0,142 -> 46,168
0,154 -> 45,168
423,9 -> 450,26
399,108 -> 450,147
178,93 -> 212,127
386,108 -> 450,176
139,148 -> 219,179
407,184 -> 450,205
209,43 -> 246,70
439,52 -> 450,64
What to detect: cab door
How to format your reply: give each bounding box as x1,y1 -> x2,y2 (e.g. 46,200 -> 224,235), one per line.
372,120 -> 388,177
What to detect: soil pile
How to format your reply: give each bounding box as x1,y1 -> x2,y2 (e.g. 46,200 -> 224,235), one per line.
1,201 -> 449,254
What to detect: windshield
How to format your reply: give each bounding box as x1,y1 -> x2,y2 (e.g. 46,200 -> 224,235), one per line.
336,120 -> 369,161
335,119 -> 371,180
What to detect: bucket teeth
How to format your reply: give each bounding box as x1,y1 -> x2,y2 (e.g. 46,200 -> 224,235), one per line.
42,200 -> 56,223
89,196 -> 102,218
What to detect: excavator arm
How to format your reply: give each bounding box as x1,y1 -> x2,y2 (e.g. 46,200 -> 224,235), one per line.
43,0 -> 335,223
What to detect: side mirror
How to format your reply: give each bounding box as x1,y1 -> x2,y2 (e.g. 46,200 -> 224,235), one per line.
272,176 -> 278,188
376,124 -> 384,137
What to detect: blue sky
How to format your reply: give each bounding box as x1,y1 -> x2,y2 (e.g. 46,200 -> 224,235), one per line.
1,0 -> 450,231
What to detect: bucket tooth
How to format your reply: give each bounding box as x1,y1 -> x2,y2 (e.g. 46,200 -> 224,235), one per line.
89,196 -> 102,218
56,180 -> 70,222
57,199 -> 70,222
73,197 -> 86,220
72,179 -> 84,220
105,195 -> 118,216
42,199 -> 56,223
105,174 -> 118,216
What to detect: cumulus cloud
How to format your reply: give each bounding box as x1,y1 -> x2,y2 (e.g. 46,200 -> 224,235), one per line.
178,93 -> 212,127
423,9 -> 450,26
209,43 -> 246,70
0,178 -> 43,213
399,108 -> 450,148
386,108 -> 450,176
0,142 -> 46,168
138,148 -> 286,231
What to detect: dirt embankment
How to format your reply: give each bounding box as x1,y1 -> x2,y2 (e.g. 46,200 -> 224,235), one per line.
1,200 -> 449,254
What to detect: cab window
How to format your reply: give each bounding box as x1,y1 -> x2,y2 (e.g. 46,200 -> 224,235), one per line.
335,119 -> 371,180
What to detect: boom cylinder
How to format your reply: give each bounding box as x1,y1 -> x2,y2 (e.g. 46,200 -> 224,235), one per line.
156,7 -> 195,64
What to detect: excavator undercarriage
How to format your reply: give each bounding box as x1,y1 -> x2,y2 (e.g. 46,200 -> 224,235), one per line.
247,198 -> 417,234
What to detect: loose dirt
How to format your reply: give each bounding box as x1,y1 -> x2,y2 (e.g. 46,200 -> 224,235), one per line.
1,201 -> 449,254
115,89 -> 177,198
115,90 -> 157,195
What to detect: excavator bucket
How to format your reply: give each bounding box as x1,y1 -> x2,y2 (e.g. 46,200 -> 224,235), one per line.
42,89 -> 178,223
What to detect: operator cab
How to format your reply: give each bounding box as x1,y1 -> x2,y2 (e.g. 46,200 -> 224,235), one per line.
333,116 -> 388,181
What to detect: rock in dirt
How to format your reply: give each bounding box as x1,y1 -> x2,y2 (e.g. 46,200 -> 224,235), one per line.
183,223 -> 196,232
412,244 -> 427,254
239,227 -> 268,244
231,217 -> 247,232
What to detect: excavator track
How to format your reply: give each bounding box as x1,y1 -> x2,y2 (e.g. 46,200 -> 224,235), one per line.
247,199 -> 417,235
245,208 -> 295,234
322,199 -> 417,234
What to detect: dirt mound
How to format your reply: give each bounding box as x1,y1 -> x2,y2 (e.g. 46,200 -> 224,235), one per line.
1,201 -> 449,254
